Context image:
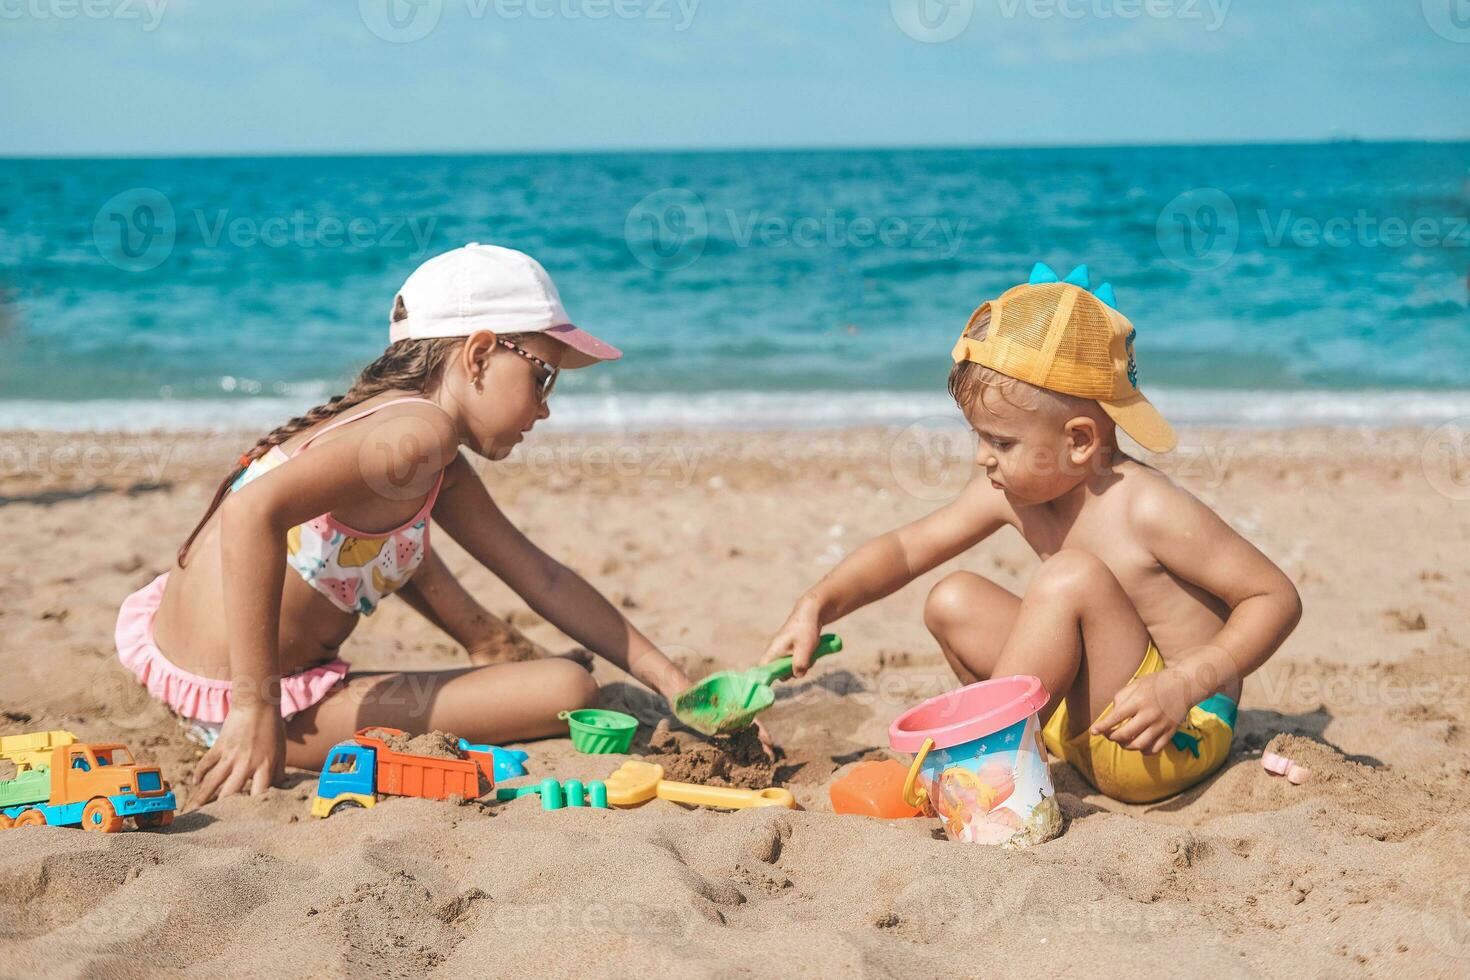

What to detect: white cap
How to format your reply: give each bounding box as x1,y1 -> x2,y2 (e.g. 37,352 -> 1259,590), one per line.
389,243 -> 621,369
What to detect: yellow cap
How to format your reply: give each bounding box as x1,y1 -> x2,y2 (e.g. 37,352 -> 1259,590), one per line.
951,268 -> 1176,453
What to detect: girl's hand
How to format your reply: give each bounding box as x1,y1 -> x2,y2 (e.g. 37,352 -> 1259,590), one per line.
760,604 -> 823,677
1090,668 -> 1195,755
653,666 -> 695,709
187,703 -> 286,810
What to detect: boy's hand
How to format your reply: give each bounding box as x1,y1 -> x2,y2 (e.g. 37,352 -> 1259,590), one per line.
761,604 -> 823,677
1091,668 -> 1195,756
187,703 -> 286,811
751,719 -> 776,761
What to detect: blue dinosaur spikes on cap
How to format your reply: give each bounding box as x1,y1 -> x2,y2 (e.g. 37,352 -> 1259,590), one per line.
954,260 -> 1176,453
1028,261 -> 1119,310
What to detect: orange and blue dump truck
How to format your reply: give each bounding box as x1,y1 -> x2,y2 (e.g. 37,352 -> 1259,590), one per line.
0,730 -> 177,832
310,727 -> 495,818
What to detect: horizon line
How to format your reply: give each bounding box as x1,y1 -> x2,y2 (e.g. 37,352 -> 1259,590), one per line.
4,136 -> 1468,163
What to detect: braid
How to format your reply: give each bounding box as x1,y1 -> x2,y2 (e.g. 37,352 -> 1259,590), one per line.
176,336 -> 467,567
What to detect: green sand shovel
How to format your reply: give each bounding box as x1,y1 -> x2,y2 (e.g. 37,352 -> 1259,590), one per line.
673,634 -> 843,736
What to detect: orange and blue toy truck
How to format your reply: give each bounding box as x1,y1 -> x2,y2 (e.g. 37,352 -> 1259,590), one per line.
0,730 -> 177,832
311,727 -> 494,818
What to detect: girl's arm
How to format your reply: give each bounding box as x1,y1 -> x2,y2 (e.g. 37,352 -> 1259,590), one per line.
763,472 -> 1011,674
396,549 -> 543,664
431,454 -> 693,702
187,485 -> 293,809
191,402 -> 459,808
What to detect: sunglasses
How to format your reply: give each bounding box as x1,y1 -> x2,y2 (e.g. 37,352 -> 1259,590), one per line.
497,338 -> 560,401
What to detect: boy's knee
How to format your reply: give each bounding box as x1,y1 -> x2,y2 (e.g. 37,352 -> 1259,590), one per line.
924,571 -> 980,635
1030,549 -> 1114,602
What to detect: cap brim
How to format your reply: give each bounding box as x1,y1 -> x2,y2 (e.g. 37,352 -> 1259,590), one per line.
544,324 -> 622,369
1099,390 -> 1177,453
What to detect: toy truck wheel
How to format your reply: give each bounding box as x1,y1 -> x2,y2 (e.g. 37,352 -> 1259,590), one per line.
330,800 -> 365,817
15,809 -> 47,828
135,812 -> 174,830
82,798 -> 125,833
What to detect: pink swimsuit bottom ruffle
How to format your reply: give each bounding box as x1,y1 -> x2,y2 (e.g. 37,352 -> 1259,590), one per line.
115,572 -> 350,725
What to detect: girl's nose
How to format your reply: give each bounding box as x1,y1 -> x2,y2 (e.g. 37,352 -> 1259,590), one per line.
536,399 -> 551,421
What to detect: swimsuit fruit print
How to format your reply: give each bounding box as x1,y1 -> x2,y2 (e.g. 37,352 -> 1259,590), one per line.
279,509 -> 426,614
227,405 -> 440,617
371,566 -> 409,596
337,536 -> 387,568
317,576 -> 363,611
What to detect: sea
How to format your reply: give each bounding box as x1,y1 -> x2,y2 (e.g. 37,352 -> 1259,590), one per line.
2,142 -> 1467,432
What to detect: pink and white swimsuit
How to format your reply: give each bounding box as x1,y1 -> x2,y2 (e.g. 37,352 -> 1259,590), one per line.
115,398 -> 445,732
229,398 -> 444,616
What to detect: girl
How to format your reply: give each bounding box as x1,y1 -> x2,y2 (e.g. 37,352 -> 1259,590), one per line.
115,244 -> 695,810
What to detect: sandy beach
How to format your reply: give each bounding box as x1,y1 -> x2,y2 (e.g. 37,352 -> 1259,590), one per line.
1,423 -> 1468,978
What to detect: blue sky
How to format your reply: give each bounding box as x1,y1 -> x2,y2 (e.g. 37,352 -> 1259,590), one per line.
3,0 -> 1468,155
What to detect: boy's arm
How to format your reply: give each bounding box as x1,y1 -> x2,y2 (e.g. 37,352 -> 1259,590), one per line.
1095,480 -> 1303,754
763,473 -> 1010,675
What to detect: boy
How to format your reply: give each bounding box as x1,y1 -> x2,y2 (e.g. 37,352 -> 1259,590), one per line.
763,263 -> 1302,803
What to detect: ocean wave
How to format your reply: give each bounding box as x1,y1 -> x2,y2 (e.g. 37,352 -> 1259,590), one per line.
4,388 -> 1470,433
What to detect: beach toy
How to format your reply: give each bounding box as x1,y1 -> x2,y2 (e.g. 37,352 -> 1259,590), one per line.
0,730 -> 176,832
1261,750 -> 1312,784
828,760 -> 922,819
889,675 -> 1062,848
673,634 -> 843,736
559,709 -> 638,754
494,779 -> 609,810
456,740 -> 530,780
540,778 -> 564,810
602,760 -> 795,810
311,727 -> 493,818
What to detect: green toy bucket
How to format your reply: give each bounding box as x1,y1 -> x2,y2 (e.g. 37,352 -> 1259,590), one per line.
559,709 -> 638,754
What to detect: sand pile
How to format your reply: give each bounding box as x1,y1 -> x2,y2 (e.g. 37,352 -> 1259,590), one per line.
1261,733 -> 1440,842
645,719 -> 776,789
361,729 -> 466,761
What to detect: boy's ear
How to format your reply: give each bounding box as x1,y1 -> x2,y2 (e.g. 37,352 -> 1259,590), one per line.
1064,415 -> 1102,466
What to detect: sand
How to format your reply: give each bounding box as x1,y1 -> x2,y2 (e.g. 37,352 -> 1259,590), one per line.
2,425 -> 1469,977
361,729 -> 468,762
646,720 -> 777,790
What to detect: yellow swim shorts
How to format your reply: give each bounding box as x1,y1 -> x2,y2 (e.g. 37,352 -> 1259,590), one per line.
1041,640 -> 1236,804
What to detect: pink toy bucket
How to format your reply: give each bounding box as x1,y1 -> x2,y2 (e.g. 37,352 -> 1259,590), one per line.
889,676 -> 1062,847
